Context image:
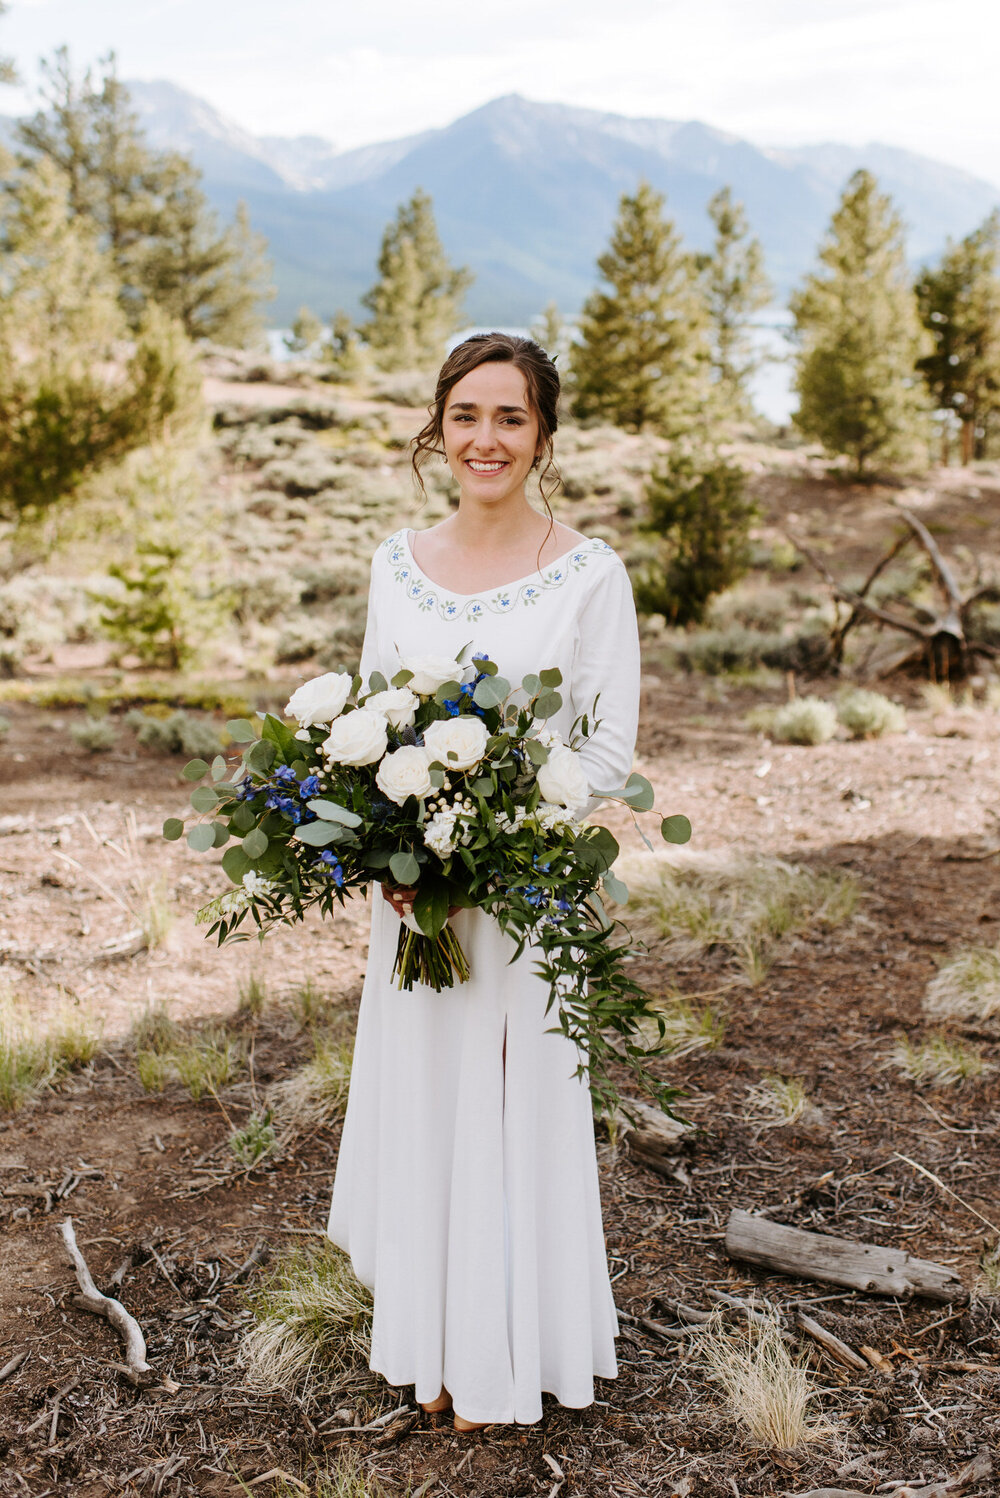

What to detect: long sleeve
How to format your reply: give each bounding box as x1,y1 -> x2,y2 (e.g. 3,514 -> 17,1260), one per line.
569,559 -> 640,806
358,552 -> 382,686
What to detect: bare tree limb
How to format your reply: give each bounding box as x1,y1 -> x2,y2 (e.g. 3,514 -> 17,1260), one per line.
60,1217 -> 172,1389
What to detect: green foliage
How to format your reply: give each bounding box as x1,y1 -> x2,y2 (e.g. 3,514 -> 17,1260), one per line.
99,539 -> 212,670
529,301 -> 572,367
323,309 -> 365,382
127,708 -> 222,759
361,189 -> 472,371
634,444 -> 757,625
70,714 -> 117,751
892,1033 -> 985,1087
16,48 -> 273,344
0,160 -> 202,515
790,170 -> 930,475
570,180 -> 710,433
836,688 -> 906,739
284,304 -> 324,356
0,2 -> 15,88
916,210 -> 1000,462
1,991 -> 102,1110
771,697 -> 838,745
697,187 -> 772,419
230,1108 -> 277,1167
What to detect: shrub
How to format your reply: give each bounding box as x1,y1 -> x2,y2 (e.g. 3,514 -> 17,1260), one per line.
770,697 -> 837,745
275,618 -> 326,664
70,715 -> 117,752
675,625 -> 829,677
836,689 -> 906,739
127,708 -> 222,759
635,446 -> 757,626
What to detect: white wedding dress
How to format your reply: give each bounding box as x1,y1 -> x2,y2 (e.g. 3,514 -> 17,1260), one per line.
327,527 -> 640,1425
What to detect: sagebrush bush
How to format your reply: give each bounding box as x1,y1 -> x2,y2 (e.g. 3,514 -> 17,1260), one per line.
274,618 -> 326,664
674,625 -> 829,677
837,688 -> 906,739
127,708 -> 222,758
771,697 -> 838,745
70,715 -> 117,752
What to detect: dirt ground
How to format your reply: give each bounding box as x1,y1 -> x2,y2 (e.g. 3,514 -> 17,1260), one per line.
0,661 -> 998,1497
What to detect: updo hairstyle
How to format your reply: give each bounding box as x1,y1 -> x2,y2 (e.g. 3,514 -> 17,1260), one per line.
411,332 -> 562,506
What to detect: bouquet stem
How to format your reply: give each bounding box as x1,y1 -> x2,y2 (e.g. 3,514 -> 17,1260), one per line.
392,923 -> 471,991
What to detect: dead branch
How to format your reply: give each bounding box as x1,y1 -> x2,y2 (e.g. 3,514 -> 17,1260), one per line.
788,1445 -> 993,1498
725,1208 -> 967,1302
59,1217 -> 166,1388
0,1349 -> 28,1382
792,1309 -> 869,1372
896,503 -> 965,614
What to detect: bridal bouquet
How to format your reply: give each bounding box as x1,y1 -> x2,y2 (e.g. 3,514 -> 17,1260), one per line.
165,650 -> 691,1112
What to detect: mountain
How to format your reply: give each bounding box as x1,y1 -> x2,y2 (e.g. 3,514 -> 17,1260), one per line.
5,85 -> 998,326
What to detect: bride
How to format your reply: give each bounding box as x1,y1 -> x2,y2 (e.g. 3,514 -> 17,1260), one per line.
327,331 -> 640,1430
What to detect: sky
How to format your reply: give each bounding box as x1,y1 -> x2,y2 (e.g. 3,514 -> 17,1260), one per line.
2,0 -> 998,189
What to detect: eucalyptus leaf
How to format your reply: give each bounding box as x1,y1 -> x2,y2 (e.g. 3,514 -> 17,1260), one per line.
473,674 -> 509,709
433,680 -> 462,704
391,668 -> 414,688
162,818 -> 184,841
222,846 -> 251,883
539,667 -> 562,688
523,738 -> 550,766
226,719 -> 257,743
187,823 -> 216,852
181,758 -> 209,781
306,799 -> 362,827
211,755 -> 228,781
602,872 -> 629,905
243,828 -> 269,859
246,739 -> 276,774
368,671 -> 388,694
521,673 -> 541,696
190,785 -> 220,813
231,802 -> 256,832
296,821 -> 347,847
389,850 -> 420,885
211,821 -> 230,848
661,814 -> 692,845
533,690 -> 562,718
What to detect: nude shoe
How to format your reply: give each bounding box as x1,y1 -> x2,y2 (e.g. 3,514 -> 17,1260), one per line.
453,1413 -> 490,1432
420,1388 -> 452,1416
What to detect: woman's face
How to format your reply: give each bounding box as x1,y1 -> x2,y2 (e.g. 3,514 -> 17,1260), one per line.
441,362 -> 542,507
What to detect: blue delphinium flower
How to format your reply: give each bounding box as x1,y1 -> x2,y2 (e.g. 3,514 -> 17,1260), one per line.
236,775 -> 256,800
274,764 -> 297,786
316,850 -> 344,887
299,774 -> 321,798
442,697 -> 462,718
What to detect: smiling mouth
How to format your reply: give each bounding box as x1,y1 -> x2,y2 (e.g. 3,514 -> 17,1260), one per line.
466,459 -> 508,473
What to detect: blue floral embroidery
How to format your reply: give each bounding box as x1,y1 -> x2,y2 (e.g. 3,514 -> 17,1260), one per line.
382,532 -> 613,621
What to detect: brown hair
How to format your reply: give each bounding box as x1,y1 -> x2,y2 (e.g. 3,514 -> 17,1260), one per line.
411,331 -> 562,507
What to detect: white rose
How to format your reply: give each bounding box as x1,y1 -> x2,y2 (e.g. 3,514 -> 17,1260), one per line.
534,727 -> 566,751
286,671 -> 352,728
422,716 -> 490,772
375,744 -> 434,805
399,653 -> 462,696
364,686 -> 419,729
322,709 -> 388,767
536,744 -> 590,813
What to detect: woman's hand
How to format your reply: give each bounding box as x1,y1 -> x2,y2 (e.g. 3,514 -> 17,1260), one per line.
381,884 -> 461,920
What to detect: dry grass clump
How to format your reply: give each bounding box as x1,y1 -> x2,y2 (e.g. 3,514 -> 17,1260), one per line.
745,1074 -> 812,1128
643,994 -> 726,1058
836,688 -> 906,739
892,1033 -> 986,1087
698,1308 -> 833,1449
618,850 -> 859,984
132,1005 -> 245,1100
977,1242 -> 1000,1296
241,1242 -> 373,1401
269,1038 -> 353,1140
924,946 -> 1000,1023
770,696 -> 837,745
0,992 -> 103,1110
272,1454 -> 392,1498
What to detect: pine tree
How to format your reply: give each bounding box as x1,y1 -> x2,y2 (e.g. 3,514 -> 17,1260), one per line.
916,211 -> 1000,463
325,309 -> 365,382
570,181 -> 709,433
634,442 -> 757,625
0,159 -> 201,514
361,189 -> 472,371
790,170 -> 930,476
529,301 -> 571,366
0,2 -> 17,87
16,49 -> 273,344
698,187 -> 772,419
284,304 -> 325,356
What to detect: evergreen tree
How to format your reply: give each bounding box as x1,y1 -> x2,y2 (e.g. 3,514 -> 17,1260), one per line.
634,443 -> 757,625
284,304 -> 325,356
325,309 -> 365,382
916,211 -> 1000,463
0,2 -> 16,87
790,170 -> 930,476
0,159 -> 201,514
570,180 -> 709,433
697,187 -> 772,418
361,189 -> 471,371
16,49 -> 273,344
530,301 -> 571,366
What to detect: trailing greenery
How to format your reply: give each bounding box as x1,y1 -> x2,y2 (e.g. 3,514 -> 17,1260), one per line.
571,180 -> 710,433
790,169 -> 930,476
634,443 -> 757,625
361,189 -> 471,371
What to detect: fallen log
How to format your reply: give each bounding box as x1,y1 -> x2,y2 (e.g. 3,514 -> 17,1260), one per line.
618,1098 -> 691,1178
725,1209 -> 967,1303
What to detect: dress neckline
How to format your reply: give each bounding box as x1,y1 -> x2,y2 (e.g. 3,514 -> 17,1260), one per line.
401,528 -> 595,601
